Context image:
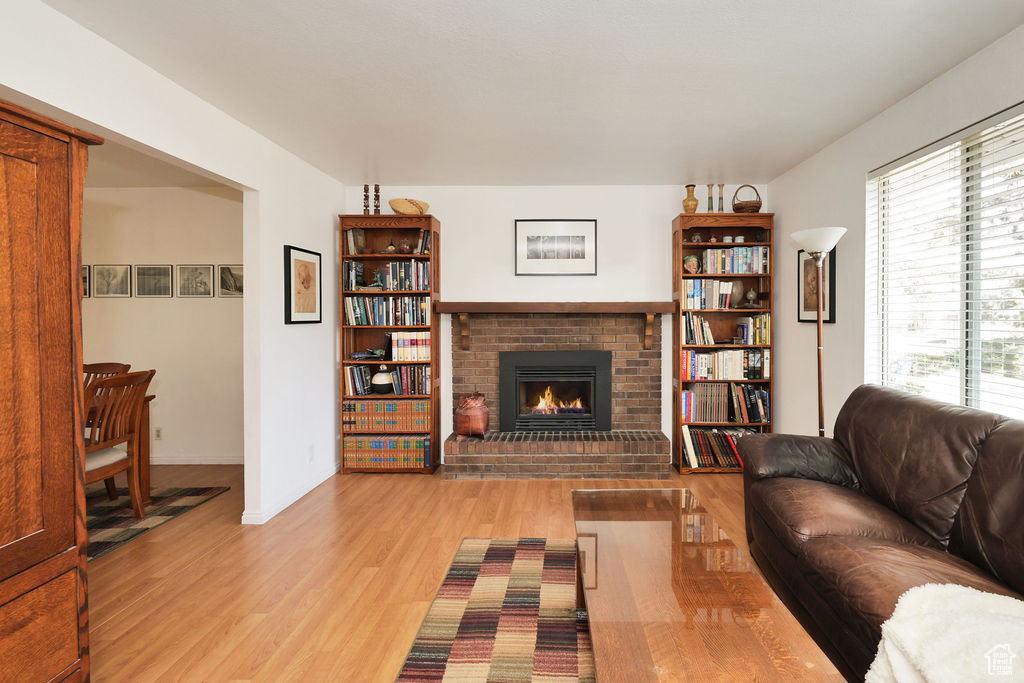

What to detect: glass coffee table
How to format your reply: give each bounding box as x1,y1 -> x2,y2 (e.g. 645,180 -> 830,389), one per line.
572,488 -> 841,682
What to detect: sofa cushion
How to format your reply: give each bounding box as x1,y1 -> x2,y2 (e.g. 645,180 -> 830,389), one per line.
950,419 -> 1024,595
833,384 -> 1003,546
799,536 -> 1020,631
749,478 -> 939,556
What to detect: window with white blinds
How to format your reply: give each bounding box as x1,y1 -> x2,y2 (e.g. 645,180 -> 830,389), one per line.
866,110 -> 1024,418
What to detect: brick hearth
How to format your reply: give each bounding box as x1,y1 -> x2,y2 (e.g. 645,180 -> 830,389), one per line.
445,312 -> 669,478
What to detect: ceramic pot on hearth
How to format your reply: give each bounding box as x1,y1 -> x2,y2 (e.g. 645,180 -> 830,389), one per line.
455,393 -> 488,439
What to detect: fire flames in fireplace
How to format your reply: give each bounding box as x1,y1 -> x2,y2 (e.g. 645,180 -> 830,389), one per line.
531,385 -> 586,414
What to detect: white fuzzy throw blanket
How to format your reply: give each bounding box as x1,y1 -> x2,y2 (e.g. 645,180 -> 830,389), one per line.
866,583 -> 1024,682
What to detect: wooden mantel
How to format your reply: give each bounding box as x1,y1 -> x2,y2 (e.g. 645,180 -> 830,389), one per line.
434,301 -> 674,350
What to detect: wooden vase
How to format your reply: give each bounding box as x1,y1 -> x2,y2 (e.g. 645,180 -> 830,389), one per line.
455,393 -> 489,439
682,185 -> 699,214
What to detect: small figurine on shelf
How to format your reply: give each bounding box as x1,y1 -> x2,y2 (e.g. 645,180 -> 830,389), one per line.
383,240 -> 397,254
744,288 -> 760,308
350,348 -> 385,360
682,254 -> 701,274
397,238 -> 413,254
373,184 -> 381,214
709,235 -> 718,243
689,232 -> 704,243
707,184 -> 714,212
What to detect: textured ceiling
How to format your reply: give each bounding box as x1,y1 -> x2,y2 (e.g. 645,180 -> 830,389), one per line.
45,0 -> 1024,186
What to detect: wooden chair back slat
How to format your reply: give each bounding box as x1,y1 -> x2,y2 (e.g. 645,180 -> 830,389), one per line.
83,362 -> 131,394
84,370 -> 155,452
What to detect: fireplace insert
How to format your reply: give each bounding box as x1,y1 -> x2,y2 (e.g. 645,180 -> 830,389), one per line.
499,351 -> 612,431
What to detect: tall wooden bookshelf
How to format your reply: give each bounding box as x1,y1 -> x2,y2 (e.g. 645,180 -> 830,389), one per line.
339,214 -> 440,474
672,213 -> 774,473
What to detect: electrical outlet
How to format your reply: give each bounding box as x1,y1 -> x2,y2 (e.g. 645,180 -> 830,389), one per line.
154,428 -> 163,440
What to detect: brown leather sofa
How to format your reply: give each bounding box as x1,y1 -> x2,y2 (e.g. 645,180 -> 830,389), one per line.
740,384 -> 1024,681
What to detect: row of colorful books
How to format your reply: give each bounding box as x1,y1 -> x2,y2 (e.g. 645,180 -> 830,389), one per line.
342,399 -> 431,433
735,314 -> 770,345
391,331 -> 430,361
681,383 -> 770,423
343,295 -> 429,326
343,435 -> 431,469
680,426 -> 752,468
342,259 -> 430,291
701,246 -> 770,274
343,364 -> 432,396
682,279 -> 741,309
681,349 -> 769,380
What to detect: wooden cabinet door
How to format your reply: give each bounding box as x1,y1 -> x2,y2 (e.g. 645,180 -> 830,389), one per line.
0,108 -> 91,682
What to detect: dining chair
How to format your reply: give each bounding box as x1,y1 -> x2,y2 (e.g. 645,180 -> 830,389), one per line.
84,370 -> 156,518
83,362 -> 131,392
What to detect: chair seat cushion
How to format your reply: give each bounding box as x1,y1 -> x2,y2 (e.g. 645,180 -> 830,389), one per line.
85,444 -> 128,472
749,477 -> 939,556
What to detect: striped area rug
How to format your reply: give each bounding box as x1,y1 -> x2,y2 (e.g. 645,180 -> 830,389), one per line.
86,486 -> 229,560
397,538 -> 595,682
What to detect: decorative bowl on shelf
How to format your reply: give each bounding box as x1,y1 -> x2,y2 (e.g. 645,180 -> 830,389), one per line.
389,198 -> 430,215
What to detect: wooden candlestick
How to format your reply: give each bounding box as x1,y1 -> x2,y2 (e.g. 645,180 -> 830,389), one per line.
707,184 -> 714,212
373,184 -> 380,214
363,184 -> 370,215
718,184 -> 725,213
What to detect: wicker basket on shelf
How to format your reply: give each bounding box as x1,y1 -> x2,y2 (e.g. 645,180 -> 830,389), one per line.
732,185 -> 762,213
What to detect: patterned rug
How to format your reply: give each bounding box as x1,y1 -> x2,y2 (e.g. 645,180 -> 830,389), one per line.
86,486 -> 229,561
397,538 -> 595,682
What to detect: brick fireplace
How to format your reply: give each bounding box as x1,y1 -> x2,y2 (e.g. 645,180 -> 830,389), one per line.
441,308 -> 671,478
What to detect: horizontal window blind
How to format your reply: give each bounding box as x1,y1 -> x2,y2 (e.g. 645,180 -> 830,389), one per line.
866,111 -> 1024,418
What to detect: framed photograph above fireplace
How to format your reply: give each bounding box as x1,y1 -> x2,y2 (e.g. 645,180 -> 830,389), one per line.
515,219 -> 597,276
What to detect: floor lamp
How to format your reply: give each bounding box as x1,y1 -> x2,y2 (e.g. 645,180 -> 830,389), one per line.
790,227 -> 847,437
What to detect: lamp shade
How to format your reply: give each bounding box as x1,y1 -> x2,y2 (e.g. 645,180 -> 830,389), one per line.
790,227 -> 847,254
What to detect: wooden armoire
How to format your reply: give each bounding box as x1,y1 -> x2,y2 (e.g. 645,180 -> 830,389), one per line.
0,100 -> 101,681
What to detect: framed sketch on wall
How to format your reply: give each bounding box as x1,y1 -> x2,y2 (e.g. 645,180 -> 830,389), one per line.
135,265 -> 173,298
797,248 -> 836,323
515,219 -> 597,276
176,264 -> 214,298
81,265 -> 90,298
93,265 -> 131,297
218,264 -> 243,297
284,245 -> 321,324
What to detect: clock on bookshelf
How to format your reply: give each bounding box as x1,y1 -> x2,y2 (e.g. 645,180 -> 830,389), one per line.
672,213 -> 775,473
339,214 -> 440,473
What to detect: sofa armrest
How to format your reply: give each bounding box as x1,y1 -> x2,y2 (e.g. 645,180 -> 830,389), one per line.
739,434 -> 858,488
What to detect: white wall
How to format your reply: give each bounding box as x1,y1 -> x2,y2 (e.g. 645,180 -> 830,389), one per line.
768,24 -> 1024,436
344,185 -> 767,442
82,186 -> 243,465
0,0 -> 346,523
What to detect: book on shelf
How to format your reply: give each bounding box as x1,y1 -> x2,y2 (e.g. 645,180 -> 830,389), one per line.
343,364 -> 431,396
342,435 -> 431,469
680,383 -> 770,424
343,295 -> 430,325
345,228 -> 366,256
683,279 -> 735,309
390,331 -> 431,361
342,399 -> 431,432
701,246 -> 770,275
679,427 -> 752,469
681,348 -> 767,380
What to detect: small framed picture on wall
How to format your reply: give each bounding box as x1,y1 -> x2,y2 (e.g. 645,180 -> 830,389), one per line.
218,264 -> 243,297
81,265 -> 90,298
797,248 -> 836,323
135,265 -> 173,298
284,245 -> 321,324
176,264 -> 215,298
93,265 -> 131,298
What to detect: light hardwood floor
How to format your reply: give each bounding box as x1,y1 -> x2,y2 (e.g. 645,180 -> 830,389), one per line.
87,466 -> 748,682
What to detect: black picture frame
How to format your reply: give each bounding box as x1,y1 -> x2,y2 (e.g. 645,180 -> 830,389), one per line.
93,264 -> 131,298
797,248 -> 836,324
135,264 -> 173,298
284,245 -> 322,324
514,219 -> 597,276
176,264 -> 214,298
81,265 -> 90,298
